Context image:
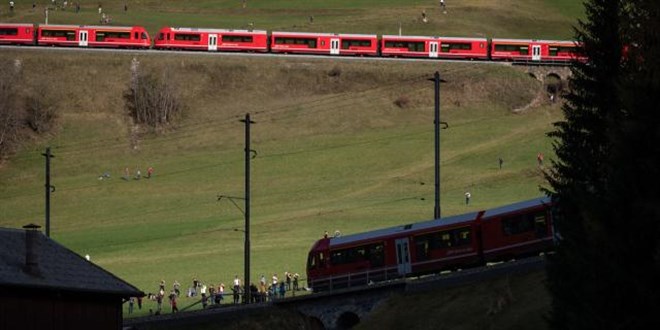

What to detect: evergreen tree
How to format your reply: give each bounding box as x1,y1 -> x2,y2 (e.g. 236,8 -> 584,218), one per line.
546,0 -> 660,328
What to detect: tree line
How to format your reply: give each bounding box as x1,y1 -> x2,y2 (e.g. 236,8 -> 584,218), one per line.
545,0 -> 660,328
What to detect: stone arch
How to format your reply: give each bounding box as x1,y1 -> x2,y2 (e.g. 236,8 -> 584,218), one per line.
544,73 -> 563,98
305,315 -> 326,330
336,311 -> 360,329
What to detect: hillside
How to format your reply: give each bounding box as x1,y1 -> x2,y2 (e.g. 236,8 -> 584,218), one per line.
0,0 -> 580,320
0,48 -> 561,315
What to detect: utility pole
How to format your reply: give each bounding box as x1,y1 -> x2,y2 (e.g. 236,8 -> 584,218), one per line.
429,71 -> 448,219
41,147 -> 55,237
239,113 -> 255,304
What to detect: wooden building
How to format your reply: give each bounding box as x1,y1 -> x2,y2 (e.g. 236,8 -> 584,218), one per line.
0,225 -> 143,330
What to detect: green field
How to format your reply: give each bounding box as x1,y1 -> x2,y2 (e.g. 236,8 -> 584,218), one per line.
0,0 -> 581,319
3,0 -> 582,39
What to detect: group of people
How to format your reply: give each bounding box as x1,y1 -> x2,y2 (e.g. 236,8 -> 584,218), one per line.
136,273 -> 302,314
121,166 -> 154,180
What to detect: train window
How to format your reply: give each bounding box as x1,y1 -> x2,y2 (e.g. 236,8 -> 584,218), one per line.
274,37 -> 317,48
494,44 -> 528,54
0,28 -> 19,36
134,32 -> 138,40
384,41 -> 425,52
41,29 -> 76,40
454,228 -> 472,246
416,226 -> 471,252
141,32 -> 148,40
549,47 -> 558,56
415,238 -> 430,261
330,243 -> 383,266
341,39 -> 372,49
502,213 -> 538,236
96,31 -> 130,41
369,243 -> 384,267
534,213 -> 548,237
308,254 -> 317,269
222,35 -> 254,43
440,42 -> 472,52
158,33 -> 164,40
174,33 -> 201,42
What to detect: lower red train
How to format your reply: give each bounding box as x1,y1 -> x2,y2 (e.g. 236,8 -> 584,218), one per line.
306,197 -> 555,291
0,22 -> 584,63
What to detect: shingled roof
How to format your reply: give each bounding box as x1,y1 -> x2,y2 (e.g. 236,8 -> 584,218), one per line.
0,227 -> 143,297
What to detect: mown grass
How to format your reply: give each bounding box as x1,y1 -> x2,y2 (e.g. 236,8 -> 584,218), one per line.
0,0 -> 579,320
3,0 -> 581,39
0,49 -> 561,317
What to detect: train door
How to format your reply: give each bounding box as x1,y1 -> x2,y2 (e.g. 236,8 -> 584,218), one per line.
429,41 -> 439,58
532,44 -> 541,61
330,38 -> 340,55
208,34 -> 218,51
395,238 -> 412,276
78,30 -> 88,47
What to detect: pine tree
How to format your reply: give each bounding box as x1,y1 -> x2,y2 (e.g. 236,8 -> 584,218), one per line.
546,0 -> 660,328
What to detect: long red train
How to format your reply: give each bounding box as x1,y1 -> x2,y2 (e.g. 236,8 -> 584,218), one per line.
306,197 -> 555,291
0,23 -> 584,63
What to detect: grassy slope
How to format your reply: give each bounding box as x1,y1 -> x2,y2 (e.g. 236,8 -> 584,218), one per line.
0,0 -> 581,320
4,0 -> 582,38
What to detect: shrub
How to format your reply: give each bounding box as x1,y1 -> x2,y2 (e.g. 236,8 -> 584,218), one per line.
124,68 -> 183,131
393,95 -> 410,108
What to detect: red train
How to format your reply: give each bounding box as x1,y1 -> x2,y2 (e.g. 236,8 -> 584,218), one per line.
0,22 -> 584,63
154,27 -> 268,52
381,35 -> 489,60
35,24 -> 150,48
270,31 -> 379,56
306,197 -> 555,291
491,38 -> 585,63
0,23 -> 34,45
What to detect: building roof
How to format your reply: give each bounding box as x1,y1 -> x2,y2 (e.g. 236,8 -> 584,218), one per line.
0,227 -> 142,297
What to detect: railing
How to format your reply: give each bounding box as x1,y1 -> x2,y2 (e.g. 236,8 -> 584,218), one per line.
308,266 -> 401,292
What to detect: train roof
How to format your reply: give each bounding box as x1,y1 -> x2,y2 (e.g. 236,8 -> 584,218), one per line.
329,211 -> 480,248
0,23 -> 33,27
481,196 -> 551,219
327,196 -> 550,248
272,31 -> 377,38
40,24 -> 143,30
382,35 -> 488,42
491,38 -> 578,45
164,27 -> 267,34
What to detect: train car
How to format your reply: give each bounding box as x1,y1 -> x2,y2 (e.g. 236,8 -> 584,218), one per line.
0,23 -> 35,45
37,25 -> 150,48
490,38 -> 583,63
306,197 -> 553,292
270,31 -> 378,56
381,35 -> 489,60
154,27 -> 268,52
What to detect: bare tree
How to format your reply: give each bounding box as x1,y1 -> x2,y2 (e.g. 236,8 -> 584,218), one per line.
124,67 -> 183,131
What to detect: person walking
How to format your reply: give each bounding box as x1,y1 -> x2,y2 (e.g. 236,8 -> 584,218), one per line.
465,191 -> 471,205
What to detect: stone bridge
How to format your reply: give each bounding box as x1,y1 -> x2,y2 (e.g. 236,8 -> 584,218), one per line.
275,257 -> 546,329
124,258 -> 546,330
275,282 -> 406,329
513,64 -> 573,91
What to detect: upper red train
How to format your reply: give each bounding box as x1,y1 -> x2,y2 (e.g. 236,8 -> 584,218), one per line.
0,22 -> 585,63
0,23 -> 150,48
